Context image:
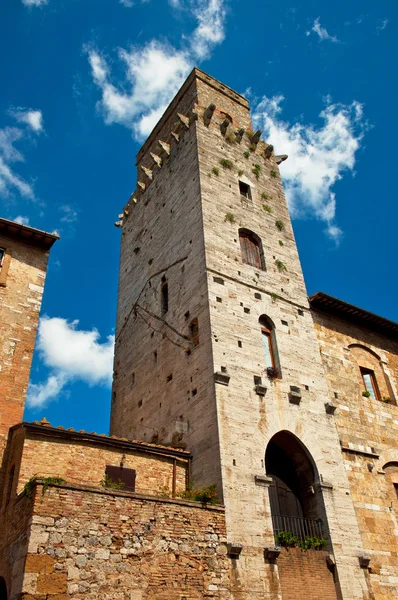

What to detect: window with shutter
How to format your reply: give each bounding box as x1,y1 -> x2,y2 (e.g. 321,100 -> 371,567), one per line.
105,465 -> 136,492
239,229 -> 265,270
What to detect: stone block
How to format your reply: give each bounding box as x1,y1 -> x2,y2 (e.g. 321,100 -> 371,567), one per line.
37,573 -> 67,594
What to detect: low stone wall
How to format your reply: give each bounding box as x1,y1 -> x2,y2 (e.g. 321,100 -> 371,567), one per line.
10,481 -> 231,600
277,547 -> 338,600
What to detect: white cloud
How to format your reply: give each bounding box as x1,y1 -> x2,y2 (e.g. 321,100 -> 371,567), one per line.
307,17 -> 339,42
27,317 -> 115,408
120,0 -> 134,6
22,0 -> 48,5
0,127 -> 34,199
190,0 -> 226,59
59,205 -> 78,223
252,95 -> 365,242
11,108 -> 44,133
13,215 -> 30,225
377,19 -> 389,32
88,0 -> 227,140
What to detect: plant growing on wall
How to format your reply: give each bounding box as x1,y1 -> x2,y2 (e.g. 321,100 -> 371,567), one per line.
219,158 -> 233,169
23,476 -> 66,498
275,220 -> 285,231
279,240 -> 284,246
238,169 -> 244,176
276,531 -> 326,551
275,259 -> 287,273
243,151 -> 250,159
101,474 -> 126,490
362,390 -> 371,398
178,483 -> 219,505
224,212 -> 236,224
261,192 -> 269,199
212,167 -> 220,176
252,164 -> 261,179
276,531 -> 299,547
270,170 -> 277,177
263,204 -> 272,213
382,397 -> 392,403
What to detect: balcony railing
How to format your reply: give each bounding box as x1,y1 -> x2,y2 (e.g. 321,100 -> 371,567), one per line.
271,514 -> 324,541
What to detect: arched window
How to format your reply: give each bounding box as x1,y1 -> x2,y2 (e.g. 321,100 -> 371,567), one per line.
259,315 -> 279,374
348,344 -> 396,404
239,229 -> 265,270
266,431 -> 329,543
0,577 -> 7,600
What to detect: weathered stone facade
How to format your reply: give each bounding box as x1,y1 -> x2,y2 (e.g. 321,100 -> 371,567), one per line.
0,70 -> 397,600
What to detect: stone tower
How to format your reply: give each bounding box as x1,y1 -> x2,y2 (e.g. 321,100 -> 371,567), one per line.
0,218 -> 58,493
111,69 -> 371,598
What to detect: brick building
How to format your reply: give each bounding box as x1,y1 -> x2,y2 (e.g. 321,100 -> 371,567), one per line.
0,70 -> 397,600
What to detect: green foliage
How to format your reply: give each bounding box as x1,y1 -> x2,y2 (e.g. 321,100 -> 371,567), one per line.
362,390 -> 371,398
157,485 -> 171,498
276,531 -> 299,547
243,151 -> 250,159
279,240 -> 284,246
270,169 -> 277,177
276,531 -> 326,551
224,212 -> 236,224
101,474 -> 126,490
270,292 -> 282,302
207,173 -> 212,178
23,476 -> 36,499
212,167 -> 220,176
275,259 -> 287,273
261,192 -> 269,200
252,164 -> 261,180
219,158 -> 233,169
179,483 -> 219,505
382,397 -> 392,403
238,169 -> 244,176
263,204 -> 272,213
42,477 -> 66,495
23,476 -> 66,498
275,220 -> 285,231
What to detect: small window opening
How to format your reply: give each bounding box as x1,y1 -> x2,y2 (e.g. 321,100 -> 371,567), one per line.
161,275 -> 168,315
167,373 -> 173,382
254,376 -> 262,386
0,248 -> 5,269
131,373 -> 135,387
189,318 -> 199,346
394,483 -> 398,499
138,399 -> 142,408
105,465 -> 136,492
192,388 -> 197,396
360,367 -> 379,401
221,366 -> 227,373
153,351 -> 158,366
239,181 -> 252,200
238,340 -> 242,348
216,297 -> 222,303
244,307 -> 250,314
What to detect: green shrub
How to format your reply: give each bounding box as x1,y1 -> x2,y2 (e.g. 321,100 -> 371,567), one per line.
275,259 -> 287,273
263,204 -> 272,213
252,164 -> 261,179
101,474 -> 126,490
220,158 -> 233,169
179,483 -> 219,505
212,167 -> 220,176
270,170 -> 277,177
224,212 -> 236,224
275,220 -> 285,231
362,390 -> 371,398
279,240 -> 284,246
276,531 -> 299,547
243,151 -> 250,159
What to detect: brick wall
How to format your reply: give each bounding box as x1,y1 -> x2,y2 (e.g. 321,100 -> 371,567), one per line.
0,231 -> 52,497
1,424 -> 190,509
277,548 -> 338,600
2,481 -> 230,600
313,310 -> 398,600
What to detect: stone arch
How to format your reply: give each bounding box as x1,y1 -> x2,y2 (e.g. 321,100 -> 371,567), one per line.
0,577 -> 7,600
265,431 -> 329,541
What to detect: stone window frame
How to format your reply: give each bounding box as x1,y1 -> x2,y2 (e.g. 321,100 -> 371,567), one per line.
360,367 -> 380,401
259,314 -> 281,376
0,246 -> 11,287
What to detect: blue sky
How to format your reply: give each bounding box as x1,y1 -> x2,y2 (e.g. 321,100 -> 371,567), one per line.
1,0 -> 396,434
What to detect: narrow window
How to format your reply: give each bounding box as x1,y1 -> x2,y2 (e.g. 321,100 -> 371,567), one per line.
105,465 -> 136,492
153,351 -> 158,366
0,248 -> 5,269
261,328 -> 275,369
239,181 -> 252,201
394,483 -> 398,499
239,229 -> 265,270
189,318 -> 199,346
161,275 -> 168,315
360,368 -> 379,400
131,372 -> 135,387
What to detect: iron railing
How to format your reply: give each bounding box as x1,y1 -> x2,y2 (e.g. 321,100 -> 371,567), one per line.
271,514 -> 324,541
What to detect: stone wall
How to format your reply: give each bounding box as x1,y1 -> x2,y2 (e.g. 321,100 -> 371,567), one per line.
1,481 -> 230,600
313,310 -> 398,600
0,231 -> 52,498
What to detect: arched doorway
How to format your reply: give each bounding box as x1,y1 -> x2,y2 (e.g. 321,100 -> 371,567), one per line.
265,431 -> 328,542
0,577 -> 7,600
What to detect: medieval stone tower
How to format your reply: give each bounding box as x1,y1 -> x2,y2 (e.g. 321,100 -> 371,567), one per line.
111,69 -> 372,598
